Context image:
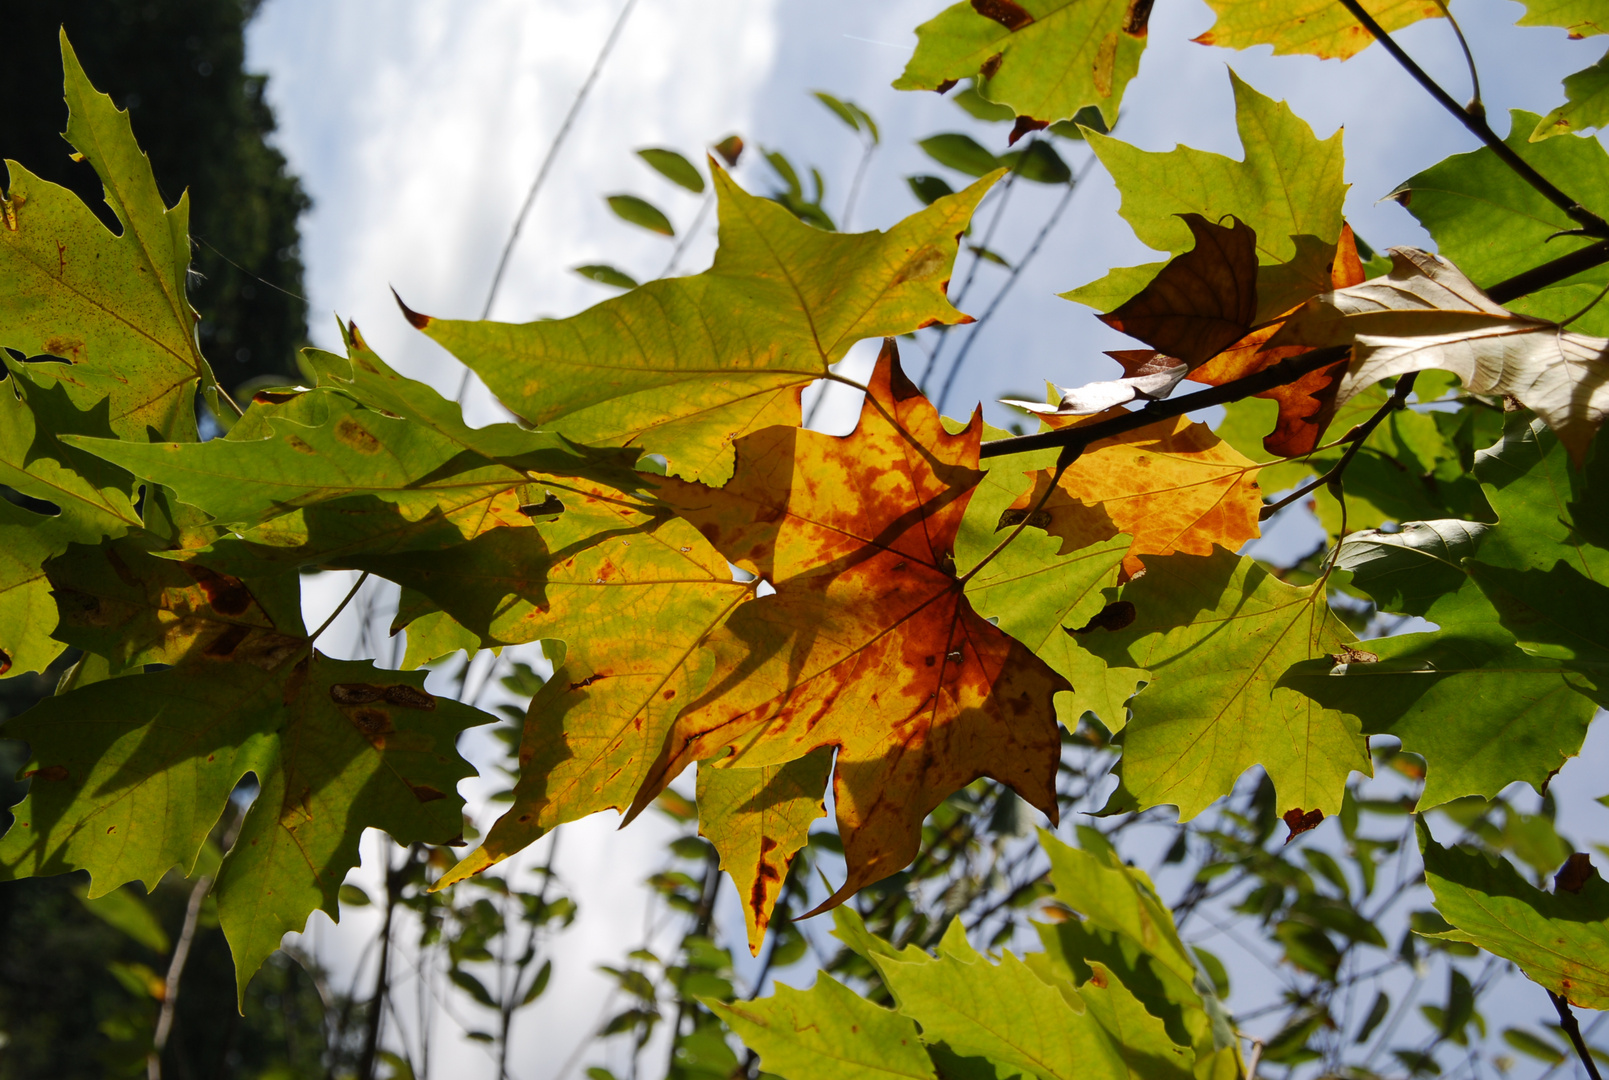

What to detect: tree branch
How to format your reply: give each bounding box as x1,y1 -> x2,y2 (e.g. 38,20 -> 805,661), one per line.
1336,0 -> 1609,238
1550,990 -> 1605,1080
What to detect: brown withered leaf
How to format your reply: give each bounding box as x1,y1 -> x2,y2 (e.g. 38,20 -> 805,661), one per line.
1013,410 -> 1263,577
1098,214 -> 1258,367
632,340 -> 1065,918
1270,246 -> 1609,464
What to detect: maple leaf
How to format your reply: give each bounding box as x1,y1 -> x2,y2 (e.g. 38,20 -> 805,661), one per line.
0,623 -> 484,999
1534,51 -> 1609,140
893,0 -> 1149,130
0,356 -> 143,676
1314,519 -> 1596,807
626,341 -> 1065,917
1392,110 -> 1609,335
696,750 -> 831,952
1079,548 -> 1369,820
413,168 -> 991,485
1008,411 -> 1263,580
1272,247 -> 1609,464
1515,0 -> 1609,38
0,35 -> 219,443
1065,72 -> 1347,324
953,432 -> 1133,730
1422,826 -> 1609,1009
427,504 -> 751,892
1193,0 -> 1442,60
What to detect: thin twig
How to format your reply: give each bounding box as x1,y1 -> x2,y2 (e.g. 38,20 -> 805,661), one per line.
1258,373 -> 1417,521
311,572 -> 370,644
1336,0 -> 1608,238
1550,990 -> 1605,1080
458,0 -> 642,400
935,153 -> 1094,415
658,189 -> 714,280
842,136 -> 876,232
1427,0 -> 1480,109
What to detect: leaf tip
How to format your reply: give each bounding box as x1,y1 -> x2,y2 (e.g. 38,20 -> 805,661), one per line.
391,287 -> 432,330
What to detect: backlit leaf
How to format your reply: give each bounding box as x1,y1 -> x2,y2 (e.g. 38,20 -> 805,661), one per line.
0,35 -> 216,442
1068,72 -> 1346,323
1422,826 -> 1609,1008
1534,50 -> 1609,139
1080,548 -> 1368,820
1516,0 -> 1609,37
895,0 -> 1148,128
1392,110 -> 1609,335
1313,519 -> 1597,806
711,974 -> 936,1080
631,343 -> 1065,911
697,750 -> 831,952
1193,0 -> 1442,60
417,168 -> 993,484
575,264 -> 640,290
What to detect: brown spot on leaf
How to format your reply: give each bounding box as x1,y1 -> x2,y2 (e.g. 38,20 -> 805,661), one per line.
408,782 -> 447,803
663,689 -> 676,700
760,836 -> 778,854
384,684 -> 436,710
980,52 -> 1005,80
42,335 -> 86,363
1556,852 -> 1595,894
182,564 -> 253,616
1123,0 -> 1154,35
971,0 -> 1033,30
331,683 -> 384,705
204,624 -> 252,659
285,435 -> 317,455
252,389 -> 300,405
1072,601 -> 1136,635
570,673 -> 608,691
391,287 -> 432,329
335,417 -> 382,454
0,649 -> 10,676
935,78 -> 958,95
1330,645 -> 1379,665
1009,116 -> 1048,145
1282,807 -> 1323,842
349,707 -> 394,746
26,765 -> 69,782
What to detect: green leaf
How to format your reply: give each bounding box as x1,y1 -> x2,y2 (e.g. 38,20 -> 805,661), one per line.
895,0 -> 1147,128
1071,71 -> 1346,322
574,264 -> 640,290
955,438 -> 1132,731
449,968 -> 498,1009
1503,1027 -> 1567,1065
712,975 -> 936,1080
0,34 -> 216,442
1534,48 -> 1609,139
813,91 -> 878,143
697,750 -> 830,953
918,133 -> 1001,178
0,648 -> 485,998
417,167 -> 994,484
1421,825 -> 1609,1008
1392,110 -> 1609,335
1080,548 -> 1368,820
637,148 -> 705,193
1193,0 -> 1443,60
873,921 -> 1130,1080
606,194 -> 675,236
1314,519 -> 1596,807
907,175 -> 956,206
1000,141 -> 1071,184
0,509 -> 77,678
1465,415 -> 1609,702
1515,0 -> 1609,37
951,80 -> 1015,122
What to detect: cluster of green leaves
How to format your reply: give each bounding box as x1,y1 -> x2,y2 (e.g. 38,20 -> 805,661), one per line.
7,2 -> 1609,1077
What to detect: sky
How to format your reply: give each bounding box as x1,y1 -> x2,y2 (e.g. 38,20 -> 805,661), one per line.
242,1 -> 1607,1076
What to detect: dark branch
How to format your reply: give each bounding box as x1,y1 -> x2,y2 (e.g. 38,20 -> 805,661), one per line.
1336,0 -> 1609,239
1550,990 -> 1605,1080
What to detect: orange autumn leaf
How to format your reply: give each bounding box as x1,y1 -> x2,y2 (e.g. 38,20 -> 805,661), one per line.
1013,410 -> 1263,577
633,341 -> 1064,929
